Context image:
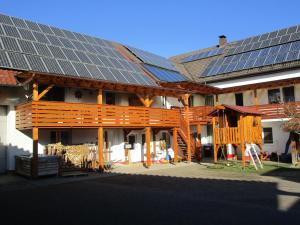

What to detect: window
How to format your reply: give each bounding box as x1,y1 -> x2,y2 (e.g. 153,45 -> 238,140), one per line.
205,95 -> 214,106
235,93 -> 244,106
268,89 -> 281,104
105,92 -> 115,105
283,86 -> 295,103
263,127 -> 273,144
188,95 -> 194,107
128,135 -> 135,149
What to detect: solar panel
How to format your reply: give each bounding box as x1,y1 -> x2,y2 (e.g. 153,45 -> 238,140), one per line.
143,64 -> 186,82
0,13 -> 156,86
25,55 -> 48,72
18,39 -> 37,55
1,36 -> 20,52
18,28 -> 36,41
126,46 -> 177,71
85,64 -> 105,80
181,48 -> 224,63
228,24 -> 300,55
71,62 -> 91,78
33,42 -> 53,57
2,24 -> 20,38
202,40 -> 300,77
0,50 -> 11,67
11,17 -> 28,29
57,60 -> 78,76
7,51 -> 29,70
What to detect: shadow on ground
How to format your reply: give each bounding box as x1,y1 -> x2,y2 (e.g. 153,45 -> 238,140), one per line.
261,166 -> 300,183
0,172 -> 299,225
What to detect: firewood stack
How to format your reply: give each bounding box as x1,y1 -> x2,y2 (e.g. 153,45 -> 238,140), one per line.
45,143 -> 98,170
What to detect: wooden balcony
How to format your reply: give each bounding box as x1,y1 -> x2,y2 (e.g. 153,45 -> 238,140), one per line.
253,101 -> 300,119
183,106 -> 214,125
16,101 -> 180,130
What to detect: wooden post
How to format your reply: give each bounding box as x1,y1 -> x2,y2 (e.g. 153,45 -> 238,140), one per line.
98,89 -> 104,171
173,128 -> 178,162
145,127 -> 151,167
212,117 -> 218,162
98,127 -> 104,171
138,94 -> 153,167
32,81 -> 39,178
240,115 -> 246,168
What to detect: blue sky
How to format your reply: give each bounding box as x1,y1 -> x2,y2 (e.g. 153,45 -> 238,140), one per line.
1,0 -> 300,57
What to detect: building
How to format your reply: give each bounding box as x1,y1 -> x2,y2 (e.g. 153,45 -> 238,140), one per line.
0,13 -> 299,175
171,30 -> 300,157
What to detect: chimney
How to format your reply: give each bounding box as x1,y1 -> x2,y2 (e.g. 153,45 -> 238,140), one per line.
219,35 -> 227,46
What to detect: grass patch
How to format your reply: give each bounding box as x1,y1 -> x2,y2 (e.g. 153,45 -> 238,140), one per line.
206,160 -> 292,174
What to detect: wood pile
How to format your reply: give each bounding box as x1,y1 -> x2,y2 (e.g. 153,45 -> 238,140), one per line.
45,143 -> 98,170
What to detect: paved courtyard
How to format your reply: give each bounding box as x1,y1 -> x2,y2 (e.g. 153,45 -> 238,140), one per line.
0,162 -> 299,225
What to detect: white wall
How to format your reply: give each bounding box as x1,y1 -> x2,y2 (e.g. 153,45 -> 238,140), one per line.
262,120 -> 290,155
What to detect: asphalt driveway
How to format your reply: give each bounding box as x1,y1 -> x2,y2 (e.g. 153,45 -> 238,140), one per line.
0,163 -> 299,225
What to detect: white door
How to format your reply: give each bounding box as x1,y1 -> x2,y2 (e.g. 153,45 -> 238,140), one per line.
0,106 -> 7,173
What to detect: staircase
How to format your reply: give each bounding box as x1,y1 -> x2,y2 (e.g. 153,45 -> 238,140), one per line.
172,109 -> 198,161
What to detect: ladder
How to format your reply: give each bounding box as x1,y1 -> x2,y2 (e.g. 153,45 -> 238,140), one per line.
246,144 -> 263,170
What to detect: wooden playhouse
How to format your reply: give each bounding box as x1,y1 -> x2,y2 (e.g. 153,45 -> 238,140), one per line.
209,105 -> 263,167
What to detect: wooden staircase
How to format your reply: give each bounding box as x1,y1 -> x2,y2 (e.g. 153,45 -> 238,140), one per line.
172,109 -> 198,161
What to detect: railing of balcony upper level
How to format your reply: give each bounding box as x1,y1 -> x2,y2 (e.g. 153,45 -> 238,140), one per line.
15,101 -> 181,129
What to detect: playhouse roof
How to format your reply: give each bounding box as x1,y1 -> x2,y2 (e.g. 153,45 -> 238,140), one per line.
208,104 -> 262,116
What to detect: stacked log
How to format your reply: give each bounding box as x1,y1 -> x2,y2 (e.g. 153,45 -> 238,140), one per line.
45,143 -> 98,170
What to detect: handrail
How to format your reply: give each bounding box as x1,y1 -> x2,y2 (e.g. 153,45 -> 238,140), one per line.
16,101 -> 180,129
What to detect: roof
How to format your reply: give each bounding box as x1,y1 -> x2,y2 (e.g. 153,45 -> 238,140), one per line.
0,13 -> 190,88
0,69 -> 17,85
171,24 -> 300,83
208,104 -> 262,116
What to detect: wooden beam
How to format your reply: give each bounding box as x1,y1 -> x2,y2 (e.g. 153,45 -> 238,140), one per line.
37,84 -> 54,100
138,94 -> 154,107
98,89 -> 103,104
97,89 -> 104,171
32,82 -> 38,101
173,128 -> 178,162
145,127 -> 151,167
98,127 -> 104,171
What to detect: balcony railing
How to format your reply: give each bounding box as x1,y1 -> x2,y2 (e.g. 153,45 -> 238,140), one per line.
254,101 -> 300,119
16,101 -> 180,129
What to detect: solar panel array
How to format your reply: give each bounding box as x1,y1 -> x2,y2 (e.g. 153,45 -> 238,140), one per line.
143,64 -> 186,82
202,40 -> 300,77
227,25 -> 300,55
181,48 -> 224,63
126,46 -> 177,72
0,13 -> 156,86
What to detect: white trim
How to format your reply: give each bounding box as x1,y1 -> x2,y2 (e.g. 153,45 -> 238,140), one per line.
262,118 -> 290,122
210,69 -> 300,89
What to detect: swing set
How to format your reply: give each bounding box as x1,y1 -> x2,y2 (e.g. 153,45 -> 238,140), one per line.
210,105 -> 263,168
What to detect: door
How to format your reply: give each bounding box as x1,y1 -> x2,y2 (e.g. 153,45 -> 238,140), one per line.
0,106 -> 7,173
